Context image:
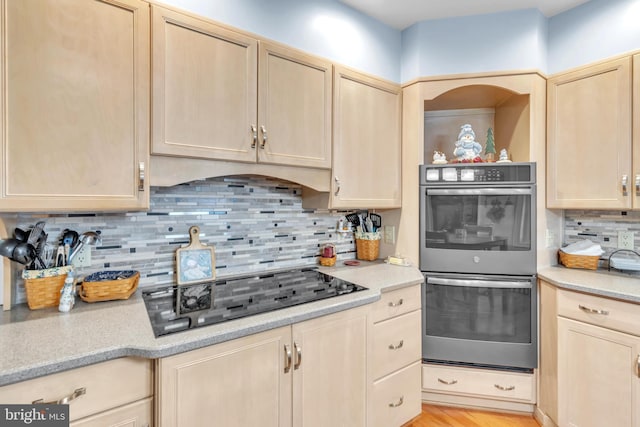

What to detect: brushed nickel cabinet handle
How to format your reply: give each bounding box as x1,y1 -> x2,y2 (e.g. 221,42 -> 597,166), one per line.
579,304 -> 609,315
250,125 -> 257,148
437,378 -> 457,385
284,344 -> 292,373
33,387 -> 86,405
294,342 -> 302,370
388,340 -> 404,350
494,384 -> 515,391
334,176 -> 340,196
388,299 -> 404,307
635,175 -> 640,196
138,162 -> 145,191
636,354 -> 640,378
622,175 -> 629,195
388,396 -> 404,408
260,125 -> 267,148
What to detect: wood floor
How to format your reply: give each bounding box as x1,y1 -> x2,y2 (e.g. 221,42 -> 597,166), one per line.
403,404 -> 541,427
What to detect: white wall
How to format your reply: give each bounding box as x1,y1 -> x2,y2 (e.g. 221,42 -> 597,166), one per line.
157,0 -> 402,82
401,9 -> 548,82
548,0 -> 640,73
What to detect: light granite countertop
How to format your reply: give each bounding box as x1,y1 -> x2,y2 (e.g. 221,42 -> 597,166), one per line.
538,265 -> 640,304
0,262 -> 424,387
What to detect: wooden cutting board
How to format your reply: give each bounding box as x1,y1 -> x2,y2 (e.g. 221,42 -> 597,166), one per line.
176,226 -> 215,285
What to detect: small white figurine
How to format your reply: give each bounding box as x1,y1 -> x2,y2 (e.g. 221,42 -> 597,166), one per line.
432,151 -> 447,164
497,148 -> 512,163
453,124 -> 483,163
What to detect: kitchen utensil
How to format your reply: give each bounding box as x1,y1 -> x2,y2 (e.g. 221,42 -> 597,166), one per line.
67,231 -> 101,263
358,214 -> 368,232
369,213 -> 382,231
11,242 -> 36,265
26,221 -> 46,246
345,213 -> 360,229
14,228 -> 28,241
55,245 -> 67,267
365,217 -> 374,234
62,229 -> 79,249
176,226 -> 215,285
0,239 -> 20,260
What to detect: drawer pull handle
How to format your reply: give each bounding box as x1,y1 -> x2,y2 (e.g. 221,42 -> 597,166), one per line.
623,175 -> 629,194
494,384 -> 515,391
437,378 -> 457,385
388,298 -> 404,307
294,342 -> 302,370
579,304 -> 609,315
388,396 -> 404,408
636,354 -> 640,378
284,344 -> 292,373
33,387 -> 86,405
388,340 -> 404,350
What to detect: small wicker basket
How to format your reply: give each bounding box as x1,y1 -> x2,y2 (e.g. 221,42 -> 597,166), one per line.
558,250 -> 600,270
79,270 -> 139,303
319,256 -> 337,267
356,238 -> 380,261
22,266 -> 74,310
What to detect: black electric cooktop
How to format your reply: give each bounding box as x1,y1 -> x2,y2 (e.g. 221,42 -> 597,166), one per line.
142,267 -> 367,337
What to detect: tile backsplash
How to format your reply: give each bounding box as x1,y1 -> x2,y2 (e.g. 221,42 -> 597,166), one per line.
564,210 -> 640,267
11,176 -> 355,305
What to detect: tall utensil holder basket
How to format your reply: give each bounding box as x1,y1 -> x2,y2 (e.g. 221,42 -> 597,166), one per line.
22,266 -> 74,310
356,238 -> 380,261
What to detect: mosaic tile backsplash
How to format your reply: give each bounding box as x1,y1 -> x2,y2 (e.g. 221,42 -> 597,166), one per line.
12,176 -> 356,305
564,210 -> 640,270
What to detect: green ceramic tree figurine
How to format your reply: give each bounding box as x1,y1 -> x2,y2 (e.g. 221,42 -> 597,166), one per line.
485,127 -> 496,162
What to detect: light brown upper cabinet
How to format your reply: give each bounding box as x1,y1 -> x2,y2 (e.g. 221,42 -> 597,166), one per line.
0,0 -> 150,212
330,66 -> 402,209
547,56 -> 632,209
151,5 -> 332,169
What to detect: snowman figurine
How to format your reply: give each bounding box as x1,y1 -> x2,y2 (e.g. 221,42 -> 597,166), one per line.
497,148 -> 512,163
453,124 -> 483,163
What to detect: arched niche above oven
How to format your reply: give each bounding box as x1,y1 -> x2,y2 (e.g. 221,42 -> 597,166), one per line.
406,72 -> 547,166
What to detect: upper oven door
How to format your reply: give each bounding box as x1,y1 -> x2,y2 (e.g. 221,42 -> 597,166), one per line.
420,186 -> 536,275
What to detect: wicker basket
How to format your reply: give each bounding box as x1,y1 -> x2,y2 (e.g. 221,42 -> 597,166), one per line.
79,270 -> 139,303
356,239 -> 380,261
319,256 -> 337,267
22,266 -> 73,310
558,250 -> 600,270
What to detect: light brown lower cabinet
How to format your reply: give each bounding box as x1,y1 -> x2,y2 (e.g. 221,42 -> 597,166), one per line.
368,285 -> 422,427
155,306 -> 368,427
0,357 -> 153,426
556,288 -> 640,427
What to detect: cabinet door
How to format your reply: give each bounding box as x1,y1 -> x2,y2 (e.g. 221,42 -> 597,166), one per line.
633,54 -> 640,208
151,5 -> 257,163
257,42 -> 331,169
547,57 -> 632,209
1,0 -> 149,211
292,306 -> 368,427
156,327 -> 292,427
558,317 -> 640,427
332,67 -> 401,209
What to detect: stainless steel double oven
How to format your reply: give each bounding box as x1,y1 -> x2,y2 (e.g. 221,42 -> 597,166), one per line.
419,162 -> 537,371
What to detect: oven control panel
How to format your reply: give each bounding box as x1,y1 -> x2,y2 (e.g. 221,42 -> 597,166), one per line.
420,163 -> 534,184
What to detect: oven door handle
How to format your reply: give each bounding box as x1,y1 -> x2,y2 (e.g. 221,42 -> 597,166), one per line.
426,277 -> 532,289
426,188 -> 533,196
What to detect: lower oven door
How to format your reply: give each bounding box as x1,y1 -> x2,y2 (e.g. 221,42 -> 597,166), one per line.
422,273 -> 537,370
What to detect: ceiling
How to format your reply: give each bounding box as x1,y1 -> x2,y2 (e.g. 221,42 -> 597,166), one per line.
338,0 -> 591,30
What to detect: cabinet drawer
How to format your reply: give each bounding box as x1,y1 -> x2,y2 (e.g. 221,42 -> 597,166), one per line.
371,285 -> 421,323
371,362 -> 422,427
0,357 -> 152,422
372,310 -> 421,380
422,364 -> 535,403
557,289 -> 640,336
70,397 -> 152,427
